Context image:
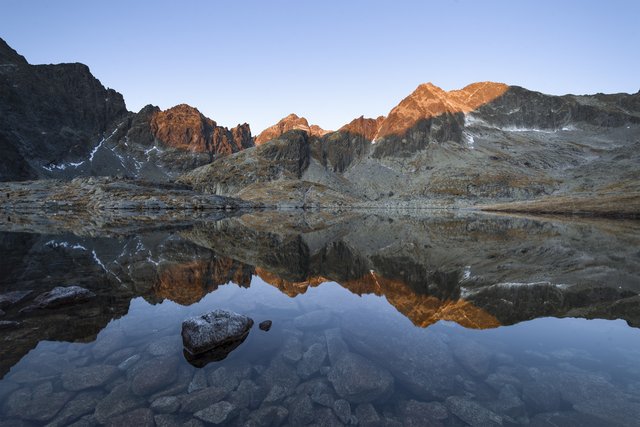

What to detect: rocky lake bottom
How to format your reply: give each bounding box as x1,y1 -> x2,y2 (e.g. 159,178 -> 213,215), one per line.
0,210 -> 639,426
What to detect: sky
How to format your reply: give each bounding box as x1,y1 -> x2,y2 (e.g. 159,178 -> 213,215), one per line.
1,0 -> 639,133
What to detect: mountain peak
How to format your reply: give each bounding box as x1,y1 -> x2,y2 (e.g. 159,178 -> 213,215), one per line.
255,114 -> 330,145
375,81 -> 510,140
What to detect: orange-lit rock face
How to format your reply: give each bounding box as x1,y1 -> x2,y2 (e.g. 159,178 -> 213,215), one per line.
155,258 -> 253,306
255,114 -> 330,145
255,268 -> 328,297
375,82 -> 509,140
256,268 -> 500,330
338,115 -> 386,141
150,104 -> 252,155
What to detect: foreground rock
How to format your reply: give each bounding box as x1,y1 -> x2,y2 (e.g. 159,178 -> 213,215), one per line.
182,310 -> 254,355
21,286 -> 95,312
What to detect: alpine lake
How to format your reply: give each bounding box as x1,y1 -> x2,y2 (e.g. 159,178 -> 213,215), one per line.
1,210 -> 639,427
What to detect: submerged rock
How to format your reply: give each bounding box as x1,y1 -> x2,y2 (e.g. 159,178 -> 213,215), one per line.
446,396 -> 503,427
61,365 -> 119,391
181,309 -> 253,356
328,352 -> 394,403
194,401 -> 239,425
20,286 -> 95,312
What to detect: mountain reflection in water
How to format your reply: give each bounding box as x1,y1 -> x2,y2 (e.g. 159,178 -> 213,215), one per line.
0,211 -> 639,426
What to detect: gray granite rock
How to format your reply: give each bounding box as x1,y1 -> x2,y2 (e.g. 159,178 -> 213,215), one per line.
333,399 -> 353,424
188,370 -> 208,394
148,335 -> 182,357
179,387 -> 227,413
194,401 -> 238,425
573,398 -> 640,427
61,365 -> 119,391
287,394 -> 315,426
297,342 -> 327,379
281,336 -> 303,363
229,379 -> 265,410
3,382 -> 72,423
46,390 -> 105,427
328,352 -> 394,403
181,310 -> 253,355
117,354 -> 141,371
131,357 -> 178,396
324,328 -> 349,365
105,408 -> 154,427
490,384 -> 525,418
263,384 -> 286,403
245,405 -> 289,427
258,357 -> 301,395
398,400 -> 448,426
446,396 -> 503,427
355,403 -> 380,426
151,396 -> 181,414
94,383 -> 144,423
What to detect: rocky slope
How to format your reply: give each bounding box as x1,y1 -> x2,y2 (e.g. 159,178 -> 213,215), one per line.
255,113 -> 330,145
0,38 -> 254,182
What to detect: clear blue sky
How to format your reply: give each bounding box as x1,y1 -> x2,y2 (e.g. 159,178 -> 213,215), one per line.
1,0 -> 638,133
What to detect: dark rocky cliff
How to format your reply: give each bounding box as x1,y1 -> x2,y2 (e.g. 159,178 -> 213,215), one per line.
0,38 -> 128,180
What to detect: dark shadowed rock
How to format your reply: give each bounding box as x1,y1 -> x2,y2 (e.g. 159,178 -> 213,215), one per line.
0,320 -> 21,329
61,365 -> 119,391
20,286 -> 95,312
181,309 -> 253,355
328,352 -> 394,403
259,320 -> 272,331
0,290 -> 32,309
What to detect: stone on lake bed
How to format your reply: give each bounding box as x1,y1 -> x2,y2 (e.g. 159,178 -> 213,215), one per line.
182,309 -> 254,356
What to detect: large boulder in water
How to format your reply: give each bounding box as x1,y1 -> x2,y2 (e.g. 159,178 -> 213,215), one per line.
181,309 -> 254,356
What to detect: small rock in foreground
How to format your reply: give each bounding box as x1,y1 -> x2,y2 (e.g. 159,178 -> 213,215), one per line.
259,320 -> 272,331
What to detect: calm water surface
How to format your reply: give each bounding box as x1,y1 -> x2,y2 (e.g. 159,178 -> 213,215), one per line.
1,212 -> 639,426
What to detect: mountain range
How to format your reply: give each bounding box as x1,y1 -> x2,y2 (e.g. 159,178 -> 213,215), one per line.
1,37 -> 639,216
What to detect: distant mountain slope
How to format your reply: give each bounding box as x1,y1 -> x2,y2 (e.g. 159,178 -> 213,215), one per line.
183,82 -> 640,213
